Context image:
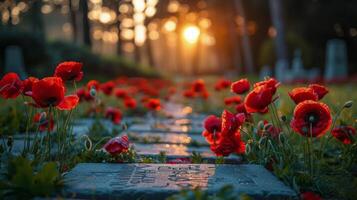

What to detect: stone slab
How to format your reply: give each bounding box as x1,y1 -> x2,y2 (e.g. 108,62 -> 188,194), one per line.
127,132 -> 207,145
63,163 -> 297,200
128,124 -> 202,134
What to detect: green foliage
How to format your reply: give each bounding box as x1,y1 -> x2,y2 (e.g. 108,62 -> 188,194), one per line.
191,152 -> 203,164
0,156 -> 62,199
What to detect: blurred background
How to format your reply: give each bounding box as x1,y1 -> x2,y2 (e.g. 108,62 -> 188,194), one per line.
0,0 -> 356,82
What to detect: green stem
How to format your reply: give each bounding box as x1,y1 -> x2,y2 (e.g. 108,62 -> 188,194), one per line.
46,106 -> 53,160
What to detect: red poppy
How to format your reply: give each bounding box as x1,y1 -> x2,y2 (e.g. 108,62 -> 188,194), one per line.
254,78 -> 280,93
33,112 -> 54,132
192,79 -> 206,93
183,89 -> 195,98
300,192 -> 322,200
231,78 -> 250,94
31,77 -> 79,110
203,115 -> 222,133
235,103 -> 247,114
54,61 -> 83,82
309,84 -> 328,100
87,80 -> 100,91
224,96 -> 242,106
244,85 -> 274,114
288,87 -> 318,104
200,89 -> 210,100
124,97 -> 137,109
0,72 -> 23,99
291,100 -> 332,137
22,77 -> 39,96
214,78 -> 231,91
104,135 -> 129,156
100,81 -> 115,95
332,126 -> 356,144
221,110 -> 245,135
145,98 -> 161,111
210,131 -> 245,156
114,88 -> 129,99
105,107 -> 122,124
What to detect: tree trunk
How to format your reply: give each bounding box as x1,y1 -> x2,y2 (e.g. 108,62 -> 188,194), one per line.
31,0 -> 45,39
234,0 -> 254,74
269,0 -> 288,64
80,0 -> 91,47
69,0 -> 78,43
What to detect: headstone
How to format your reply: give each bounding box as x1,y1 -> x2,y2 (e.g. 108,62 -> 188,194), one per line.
307,68 -> 320,82
63,163 -> 297,199
324,39 -> 348,82
4,45 -> 27,79
259,65 -> 272,80
291,49 -> 306,80
274,59 -> 289,82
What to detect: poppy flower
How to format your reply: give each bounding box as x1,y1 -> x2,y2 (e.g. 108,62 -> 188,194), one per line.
203,115 -> 222,133
33,112 -> 54,132
183,89 -> 195,98
244,85 -> 274,114
192,79 -> 206,93
145,98 -> 161,111
87,80 -> 100,91
231,79 -> 250,94
200,89 -> 210,100
100,81 -> 115,95
114,88 -> 129,99
331,126 -> 356,144
224,96 -> 242,106
124,97 -> 137,109
31,77 -> 79,110
210,131 -> 245,156
22,77 -> 39,96
291,100 -> 332,137
0,72 -> 23,99
288,87 -> 318,104
235,103 -> 247,114
254,78 -> 280,93
104,135 -> 130,156
221,110 -> 245,135
54,61 -> 83,82
214,79 -> 231,91
300,192 -> 322,200
309,84 -> 328,100
105,107 -> 122,124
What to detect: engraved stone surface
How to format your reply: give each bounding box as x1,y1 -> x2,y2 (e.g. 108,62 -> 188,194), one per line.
63,163 -> 297,199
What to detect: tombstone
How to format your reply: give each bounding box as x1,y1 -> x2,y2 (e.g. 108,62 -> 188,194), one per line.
63,163 -> 297,199
307,68 -> 320,82
274,59 -> 289,82
291,49 -> 306,80
4,46 -> 27,79
324,39 -> 348,82
259,65 -> 272,80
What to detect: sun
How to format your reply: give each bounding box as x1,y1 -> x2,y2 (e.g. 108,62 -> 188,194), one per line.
183,25 -> 200,44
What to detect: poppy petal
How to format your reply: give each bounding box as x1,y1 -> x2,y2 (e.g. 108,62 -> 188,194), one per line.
57,95 -> 79,110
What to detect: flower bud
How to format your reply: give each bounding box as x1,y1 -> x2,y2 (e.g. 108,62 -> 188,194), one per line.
90,87 -> 97,97
343,101 -> 353,108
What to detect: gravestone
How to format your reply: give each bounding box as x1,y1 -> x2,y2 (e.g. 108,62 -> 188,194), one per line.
63,163 -> 297,199
259,65 -> 272,80
324,39 -> 348,82
274,59 -> 289,82
291,49 -> 306,80
4,45 -> 27,79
